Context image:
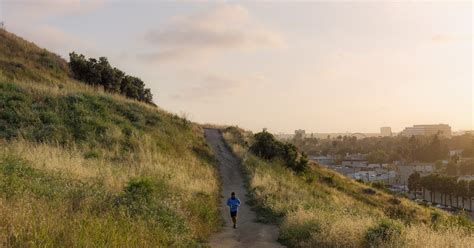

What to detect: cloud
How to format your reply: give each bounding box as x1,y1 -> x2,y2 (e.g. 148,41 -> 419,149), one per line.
139,4 -> 283,63
169,72 -> 265,101
3,0 -> 104,21
431,34 -> 470,43
24,25 -> 94,55
2,0 -> 103,57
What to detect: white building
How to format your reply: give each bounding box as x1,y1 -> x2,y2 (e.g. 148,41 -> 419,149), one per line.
380,127 -> 392,137
342,159 -> 368,167
347,171 -> 397,183
309,155 -> 336,165
400,124 -> 452,138
294,129 -> 306,139
398,163 -> 435,185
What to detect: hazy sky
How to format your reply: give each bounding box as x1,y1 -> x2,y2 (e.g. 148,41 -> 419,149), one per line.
1,0 -> 472,133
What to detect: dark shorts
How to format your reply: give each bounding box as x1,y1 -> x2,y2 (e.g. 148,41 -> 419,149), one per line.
230,211 -> 237,217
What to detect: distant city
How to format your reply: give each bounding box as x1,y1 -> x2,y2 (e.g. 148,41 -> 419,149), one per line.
276,123 -> 473,140
275,123 -> 474,215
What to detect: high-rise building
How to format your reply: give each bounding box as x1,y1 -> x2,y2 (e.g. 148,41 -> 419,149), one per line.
400,124 -> 452,138
294,129 -> 306,139
380,127 -> 392,137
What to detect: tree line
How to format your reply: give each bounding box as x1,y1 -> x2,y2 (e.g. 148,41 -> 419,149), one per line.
292,134 -> 473,163
69,52 -> 154,105
408,172 -> 474,210
250,131 -> 309,173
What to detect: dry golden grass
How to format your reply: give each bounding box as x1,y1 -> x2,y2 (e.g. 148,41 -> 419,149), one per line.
0,130 -> 221,246
222,128 -> 474,248
0,79 -> 221,246
404,224 -> 474,248
0,137 -> 218,196
0,28 -> 222,246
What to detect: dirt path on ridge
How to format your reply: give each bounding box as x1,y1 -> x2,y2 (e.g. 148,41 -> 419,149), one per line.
205,128 -> 284,248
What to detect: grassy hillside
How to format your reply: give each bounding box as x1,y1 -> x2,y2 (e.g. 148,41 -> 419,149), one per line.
0,29 -> 220,247
222,127 -> 474,247
0,29 -> 70,84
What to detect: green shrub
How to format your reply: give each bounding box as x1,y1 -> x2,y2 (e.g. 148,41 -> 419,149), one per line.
388,197 -> 401,205
371,181 -> 385,190
280,217 -> 322,246
362,188 -> 376,195
120,177 -> 156,215
385,205 -> 417,224
250,131 -> 308,173
364,219 -> 404,247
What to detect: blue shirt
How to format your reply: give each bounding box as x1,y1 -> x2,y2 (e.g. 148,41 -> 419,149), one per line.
227,197 -> 241,212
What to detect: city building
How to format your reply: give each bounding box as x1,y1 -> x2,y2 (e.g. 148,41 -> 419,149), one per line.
400,124 -> 452,138
380,127 -> 392,137
449,149 -> 464,157
341,159 -> 368,167
309,155 -> 336,165
398,163 -> 435,185
347,171 -> 397,183
294,129 -> 306,139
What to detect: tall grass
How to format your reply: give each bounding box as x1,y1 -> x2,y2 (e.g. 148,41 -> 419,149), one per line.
0,29 -> 222,246
0,81 -> 221,246
222,127 -> 474,248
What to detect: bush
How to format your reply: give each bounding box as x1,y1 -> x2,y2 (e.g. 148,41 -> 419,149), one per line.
388,197 -> 401,205
250,131 -> 308,173
364,219 -> 404,247
371,181 -> 385,190
362,188 -> 376,195
69,52 -> 154,104
280,215 -> 322,246
121,178 -> 156,215
385,205 -> 418,224
249,131 -> 282,160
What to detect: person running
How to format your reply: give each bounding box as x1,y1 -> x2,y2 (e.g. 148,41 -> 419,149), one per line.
226,192 -> 241,228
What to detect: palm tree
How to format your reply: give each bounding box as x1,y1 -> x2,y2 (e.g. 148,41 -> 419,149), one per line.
469,181 -> 474,211
438,176 -> 449,206
421,174 -> 436,203
445,177 -> 457,207
408,172 -> 421,199
457,180 -> 468,209
420,176 -> 429,201
431,174 -> 441,204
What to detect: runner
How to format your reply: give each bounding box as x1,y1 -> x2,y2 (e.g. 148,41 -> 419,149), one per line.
226,192 -> 241,228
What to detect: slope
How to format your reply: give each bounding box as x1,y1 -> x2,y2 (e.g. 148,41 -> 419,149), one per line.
221,127 -> 474,248
0,29 -> 220,247
205,129 -> 283,248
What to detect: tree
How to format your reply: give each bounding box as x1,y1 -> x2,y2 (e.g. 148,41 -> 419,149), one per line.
367,150 -> 389,164
457,180 -> 469,209
469,181 -> 474,211
437,176 -> 448,205
444,177 -> 457,206
250,131 -> 308,173
459,159 -> 474,175
408,136 -> 419,162
446,161 -> 458,176
293,152 -> 309,173
408,172 -> 421,199
435,160 -> 444,171
421,175 -> 435,202
250,131 -> 282,160
68,52 -> 154,104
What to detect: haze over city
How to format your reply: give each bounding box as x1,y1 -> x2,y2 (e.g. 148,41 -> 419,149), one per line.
1,1 -> 472,133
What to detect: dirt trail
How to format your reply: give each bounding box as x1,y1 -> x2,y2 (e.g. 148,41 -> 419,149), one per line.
205,129 -> 284,248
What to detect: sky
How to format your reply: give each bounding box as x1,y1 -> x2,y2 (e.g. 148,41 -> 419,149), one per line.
1,0 -> 472,133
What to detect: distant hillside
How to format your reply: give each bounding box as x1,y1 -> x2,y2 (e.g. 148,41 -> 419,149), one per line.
222,127 -> 474,247
0,29 -> 70,83
0,30 -> 220,246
